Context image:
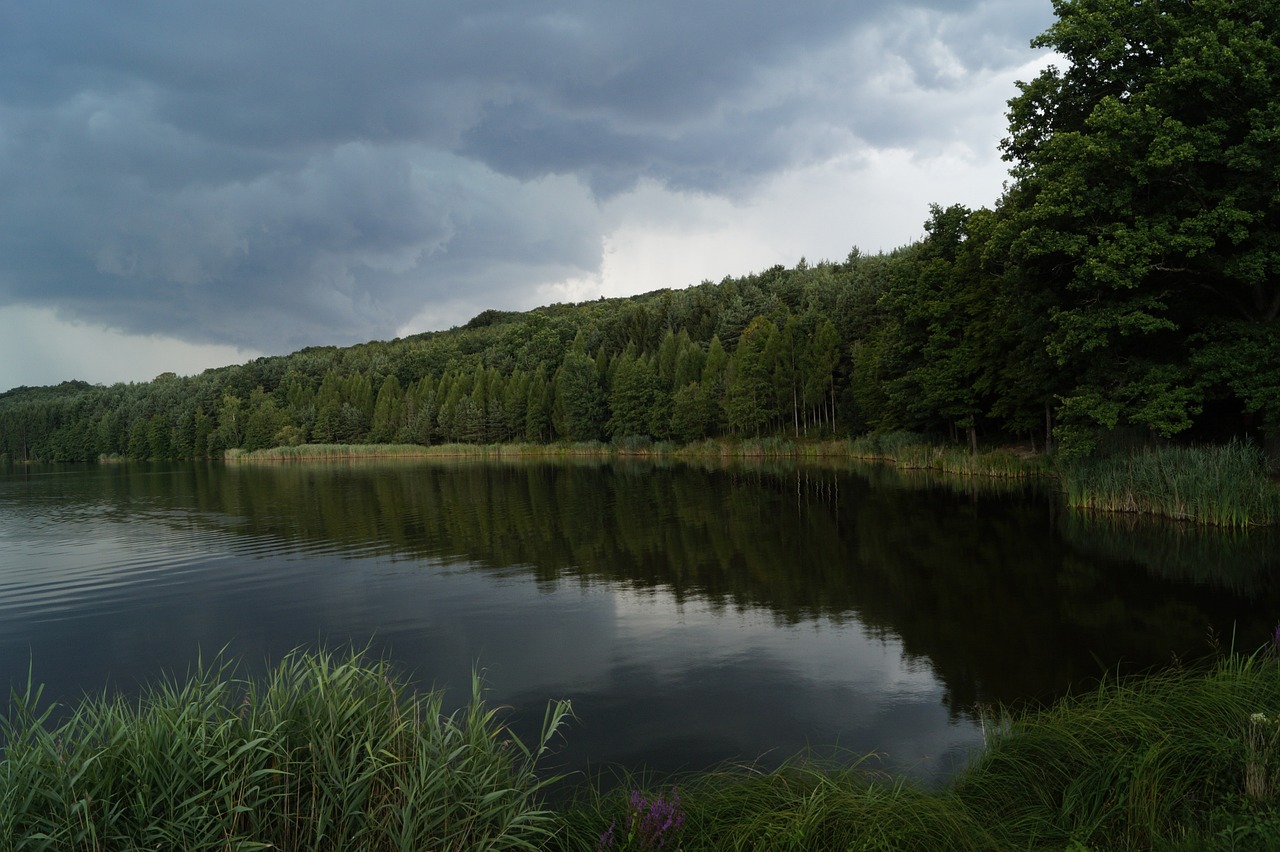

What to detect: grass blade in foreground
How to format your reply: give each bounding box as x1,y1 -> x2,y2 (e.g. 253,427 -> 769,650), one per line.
0,648 -> 571,851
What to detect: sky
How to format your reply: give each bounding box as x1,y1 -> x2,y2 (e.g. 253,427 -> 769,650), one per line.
0,1 -> 1058,393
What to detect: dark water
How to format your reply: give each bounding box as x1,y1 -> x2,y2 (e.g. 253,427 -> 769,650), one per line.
1,459 -> 1278,786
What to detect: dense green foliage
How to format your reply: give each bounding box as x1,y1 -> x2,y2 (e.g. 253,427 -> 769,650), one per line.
0,649 -> 571,850
1003,0 -> 1280,456
1,0 -> 1276,465
0,265 -> 873,463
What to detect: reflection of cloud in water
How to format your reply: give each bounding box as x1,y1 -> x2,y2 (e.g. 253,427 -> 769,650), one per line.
607,584 -> 940,701
513,583 -> 979,782
0,501 -> 978,783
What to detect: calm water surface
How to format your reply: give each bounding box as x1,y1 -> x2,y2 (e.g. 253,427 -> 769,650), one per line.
1,459 -> 1277,785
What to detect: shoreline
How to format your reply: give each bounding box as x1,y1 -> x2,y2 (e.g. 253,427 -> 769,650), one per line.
223,436 -> 1280,528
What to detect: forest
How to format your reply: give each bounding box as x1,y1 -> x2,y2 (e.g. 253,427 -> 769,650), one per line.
1,0 -> 1277,467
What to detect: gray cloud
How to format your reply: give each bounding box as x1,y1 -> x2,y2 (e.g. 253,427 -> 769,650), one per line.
0,0 -> 1054,358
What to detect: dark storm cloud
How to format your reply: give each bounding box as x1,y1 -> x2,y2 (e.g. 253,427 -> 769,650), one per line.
0,0 -> 1052,354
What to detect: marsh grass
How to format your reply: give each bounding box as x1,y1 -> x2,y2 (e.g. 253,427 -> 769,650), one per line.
956,652 -> 1280,850
547,653 -> 1280,851
553,757 -> 997,852
848,432 -> 1049,480
236,437 -> 1278,528
0,648 -> 571,850
1061,441 -> 1280,527
9,648 -> 1280,849
233,442 -> 655,463
848,431 -> 929,461
241,438 -> 896,464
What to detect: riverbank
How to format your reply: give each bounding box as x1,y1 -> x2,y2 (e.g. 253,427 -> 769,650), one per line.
230,435 -> 1280,527
556,649 -> 1280,851
226,434 -> 1054,473
4,649 -> 1280,850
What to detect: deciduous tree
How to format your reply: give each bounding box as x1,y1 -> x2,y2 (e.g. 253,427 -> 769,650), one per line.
1002,0 -> 1280,453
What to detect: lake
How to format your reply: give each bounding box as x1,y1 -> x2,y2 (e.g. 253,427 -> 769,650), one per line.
1,458 -> 1277,787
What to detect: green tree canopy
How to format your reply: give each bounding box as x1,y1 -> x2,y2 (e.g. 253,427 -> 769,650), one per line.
1003,0 -> 1280,453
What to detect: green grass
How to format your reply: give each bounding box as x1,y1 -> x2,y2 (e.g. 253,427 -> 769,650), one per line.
553,757 -> 997,852
848,433 -> 1280,526
847,432 -> 1051,479
236,437 -> 906,465
10,649 -> 1280,849
549,652 -> 1280,851
230,442 -> 619,461
0,648 -> 572,850
954,652 -> 1280,850
1060,441 -> 1280,528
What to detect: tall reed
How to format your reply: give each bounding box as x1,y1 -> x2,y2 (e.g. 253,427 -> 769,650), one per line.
1060,441 -> 1280,527
12,647 -> 1280,849
848,432 -> 1049,479
233,442 -> 622,462
0,648 -> 572,850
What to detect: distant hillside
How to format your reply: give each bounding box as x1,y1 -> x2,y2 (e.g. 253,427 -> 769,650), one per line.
0,207 -> 1274,463
0,252 -> 891,461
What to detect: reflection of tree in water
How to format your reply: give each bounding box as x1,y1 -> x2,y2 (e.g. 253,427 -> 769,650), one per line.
145,459 -> 1280,722
849,477 -> 1272,718
205,458 -> 866,623
1057,512 -> 1280,598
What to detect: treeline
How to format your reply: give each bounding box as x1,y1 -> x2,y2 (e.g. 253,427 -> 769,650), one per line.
0,204 -> 1267,464
0,258 -> 875,463
2,0 -> 1277,465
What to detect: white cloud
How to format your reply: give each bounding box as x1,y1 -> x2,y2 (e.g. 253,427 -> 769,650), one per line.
529,49 -> 1055,310
0,306 -> 258,391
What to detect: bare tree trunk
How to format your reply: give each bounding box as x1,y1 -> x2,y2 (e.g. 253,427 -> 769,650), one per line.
829,382 -> 837,435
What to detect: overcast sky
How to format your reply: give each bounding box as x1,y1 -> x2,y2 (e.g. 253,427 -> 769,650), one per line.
0,1 -> 1057,393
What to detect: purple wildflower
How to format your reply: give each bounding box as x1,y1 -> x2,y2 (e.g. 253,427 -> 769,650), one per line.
624,787 -> 686,850
597,818 -> 618,851
599,786 -> 688,850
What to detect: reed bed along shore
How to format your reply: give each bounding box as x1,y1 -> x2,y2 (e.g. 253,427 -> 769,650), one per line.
845,432 -> 1054,480
231,436 -> 1039,469
8,648 -> 1280,850
228,434 -> 1280,527
0,649 -> 572,851
228,442 -> 617,461
1060,441 -> 1280,528
229,438 -> 860,463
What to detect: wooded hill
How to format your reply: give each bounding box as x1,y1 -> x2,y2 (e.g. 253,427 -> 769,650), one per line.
1,0 -> 1277,464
